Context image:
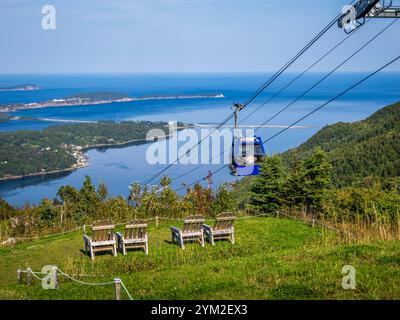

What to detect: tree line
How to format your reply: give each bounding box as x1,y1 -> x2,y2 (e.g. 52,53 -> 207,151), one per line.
247,148 -> 400,226
1,149 -> 399,239
0,175 -> 235,238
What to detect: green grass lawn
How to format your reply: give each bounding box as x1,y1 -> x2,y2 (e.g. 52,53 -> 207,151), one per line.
1,217 -> 399,300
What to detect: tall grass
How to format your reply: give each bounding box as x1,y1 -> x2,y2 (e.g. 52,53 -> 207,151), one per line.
279,209 -> 400,244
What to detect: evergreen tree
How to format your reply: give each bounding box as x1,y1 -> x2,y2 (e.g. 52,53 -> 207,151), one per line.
97,182 -> 109,201
301,148 -> 332,212
37,199 -> 56,224
76,176 -> 100,221
249,156 -> 285,213
284,155 -> 306,210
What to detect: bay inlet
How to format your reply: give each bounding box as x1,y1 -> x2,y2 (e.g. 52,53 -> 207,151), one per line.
1,73 -> 400,206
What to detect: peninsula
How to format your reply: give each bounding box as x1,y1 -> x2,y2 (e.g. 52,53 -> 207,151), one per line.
0,91 -> 225,112
0,120 -> 186,181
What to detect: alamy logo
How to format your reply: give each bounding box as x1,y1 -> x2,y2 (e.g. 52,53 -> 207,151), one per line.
146,121 -> 257,165
41,5 -> 56,30
340,5 -> 357,32
341,265 -> 356,290
41,265 -> 58,289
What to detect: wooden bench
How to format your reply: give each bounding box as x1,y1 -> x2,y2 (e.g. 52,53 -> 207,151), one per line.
170,215 -> 205,249
83,221 -> 117,260
116,220 -> 149,255
203,213 -> 236,245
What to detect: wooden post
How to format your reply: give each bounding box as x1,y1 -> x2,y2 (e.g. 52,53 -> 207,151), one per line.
114,278 -> 121,300
155,216 -> 159,227
83,224 -> 86,234
312,219 -> 315,228
17,269 -> 21,284
26,268 -> 31,286
52,266 -> 59,289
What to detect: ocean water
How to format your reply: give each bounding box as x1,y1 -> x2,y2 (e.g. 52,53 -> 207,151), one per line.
0,73 -> 399,207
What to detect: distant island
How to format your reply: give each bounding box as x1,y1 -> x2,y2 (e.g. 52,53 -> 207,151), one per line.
0,91 -> 225,112
0,84 -> 39,92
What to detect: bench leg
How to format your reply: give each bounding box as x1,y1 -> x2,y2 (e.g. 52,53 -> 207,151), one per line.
230,233 -> 235,244
210,233 -> 215,246
180,235 -> 185,250
171,231 -> 185,249
200,233 -> 205,247
171,232 -> 175,244
113,243 -> 118,257
144,242 -> 149,255
122,243 -> 126,255
204,229 -> 215,245
84,237 -> 90,256
90,246 -> 95,260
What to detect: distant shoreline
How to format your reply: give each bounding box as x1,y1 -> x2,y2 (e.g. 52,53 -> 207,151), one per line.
0,132 -> 178,182
0,84 -> 39,92
0,163 -> 89,182
0,93 -> 225,112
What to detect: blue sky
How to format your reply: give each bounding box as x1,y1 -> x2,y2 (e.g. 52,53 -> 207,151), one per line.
1,0 -> 400,73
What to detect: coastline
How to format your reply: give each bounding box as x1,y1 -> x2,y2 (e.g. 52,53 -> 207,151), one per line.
0,133 -> 176,182
0,94 -> 225,112
0,163 -> 89,182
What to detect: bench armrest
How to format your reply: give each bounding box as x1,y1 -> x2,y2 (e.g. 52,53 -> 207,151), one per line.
203,224 -> 213,233
115,232 -> 123,241
170,226 -> 181,235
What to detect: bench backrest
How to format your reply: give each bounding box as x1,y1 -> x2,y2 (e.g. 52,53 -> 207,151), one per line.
182,215 -> 205,234
91,224 -> 115,242
124,220 -> 148,240
214,213 -> 235,231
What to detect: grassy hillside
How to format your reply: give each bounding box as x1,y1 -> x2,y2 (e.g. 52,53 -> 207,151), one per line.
1,217 -> 400,300
282,102 -> 400,187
